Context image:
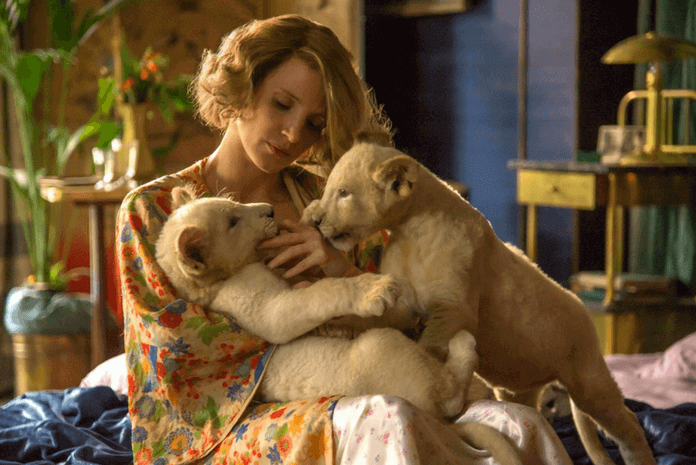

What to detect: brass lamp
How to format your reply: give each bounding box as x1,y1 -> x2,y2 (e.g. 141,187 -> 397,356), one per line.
602,32 -> 696,164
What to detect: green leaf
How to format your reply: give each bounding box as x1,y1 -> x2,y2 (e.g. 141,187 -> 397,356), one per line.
193,397 -> 220,428
97,77 -> 117,115
185,316 -> 206,330
95,121 -> 121,149
59,119 -> 114,172
13,49 -> 69,113
150,400 -> 167,423
48,0 -> 76,51
197,322 -> 228,345
151,440 -> 165,459
16,55 -> 50,112
141,313 -> 157,325
49,261 -> 68,291
275,423 -> 289,439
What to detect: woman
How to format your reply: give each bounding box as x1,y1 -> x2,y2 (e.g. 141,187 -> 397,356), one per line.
117,14 -> 571,465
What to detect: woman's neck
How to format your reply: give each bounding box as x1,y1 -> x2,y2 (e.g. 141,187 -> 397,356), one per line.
203,127 -> 286,205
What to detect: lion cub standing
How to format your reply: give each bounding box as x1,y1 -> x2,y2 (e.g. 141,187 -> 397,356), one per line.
154,186 -> 476,419
303,142 -> 656,465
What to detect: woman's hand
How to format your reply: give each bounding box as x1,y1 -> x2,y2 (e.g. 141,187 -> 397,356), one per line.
257,219 -> 356,279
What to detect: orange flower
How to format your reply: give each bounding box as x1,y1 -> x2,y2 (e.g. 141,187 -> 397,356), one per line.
140,68 -> 149,80
277,435 -> 292,457
135,448 -> 152,465
147,60 -> 158,73
122,77 -> 134,92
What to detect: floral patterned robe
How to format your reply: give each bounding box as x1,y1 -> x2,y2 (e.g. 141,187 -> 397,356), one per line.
117,159 -> 384,465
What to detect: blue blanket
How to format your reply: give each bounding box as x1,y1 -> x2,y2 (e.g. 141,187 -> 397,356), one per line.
1,388 -> 695,464
0,387 -> 131,465
553,399 -> 696,464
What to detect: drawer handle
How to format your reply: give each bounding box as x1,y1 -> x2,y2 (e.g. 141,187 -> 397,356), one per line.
547,185 -> 560,194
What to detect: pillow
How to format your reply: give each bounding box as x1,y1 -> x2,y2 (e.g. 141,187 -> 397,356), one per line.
79,353 -> 128,396
636,332 -> 696,381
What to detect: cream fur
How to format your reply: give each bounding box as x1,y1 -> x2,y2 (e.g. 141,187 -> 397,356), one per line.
303,142 -> 656,465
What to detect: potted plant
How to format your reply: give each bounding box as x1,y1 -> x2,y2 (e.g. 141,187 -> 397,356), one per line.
0,0 -> 135,395
111,42 -> 194,181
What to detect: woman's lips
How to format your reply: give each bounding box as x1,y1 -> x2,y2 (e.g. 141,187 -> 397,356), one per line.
269,143 -> 290,157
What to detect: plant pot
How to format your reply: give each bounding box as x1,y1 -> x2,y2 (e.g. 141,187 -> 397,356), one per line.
3,286 -> 92,395
11,333 -> 90,395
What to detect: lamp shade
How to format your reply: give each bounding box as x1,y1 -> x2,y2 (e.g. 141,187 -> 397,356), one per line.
602,31 -> 696,64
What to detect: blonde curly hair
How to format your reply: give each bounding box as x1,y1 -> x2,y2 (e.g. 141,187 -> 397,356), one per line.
191,14 -> 392,170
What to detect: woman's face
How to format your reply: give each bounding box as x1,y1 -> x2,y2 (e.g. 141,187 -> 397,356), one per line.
235,57 -> 327,174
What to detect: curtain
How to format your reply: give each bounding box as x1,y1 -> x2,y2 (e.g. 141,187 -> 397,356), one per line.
628,0 -> 696,291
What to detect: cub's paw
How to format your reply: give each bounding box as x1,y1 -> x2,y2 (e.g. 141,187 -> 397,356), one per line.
356,274 -> 402,317
449,330 -> 477,354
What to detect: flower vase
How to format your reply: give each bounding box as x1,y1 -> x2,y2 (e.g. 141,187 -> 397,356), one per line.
118,103 -> 156,182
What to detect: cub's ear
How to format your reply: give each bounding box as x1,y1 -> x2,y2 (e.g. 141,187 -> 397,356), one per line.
372,155 -> 419,197
171,186 -> 196,211
176,226 -> 210,277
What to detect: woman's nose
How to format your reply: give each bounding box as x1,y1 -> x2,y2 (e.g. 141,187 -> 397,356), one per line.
282,117 -> 302,143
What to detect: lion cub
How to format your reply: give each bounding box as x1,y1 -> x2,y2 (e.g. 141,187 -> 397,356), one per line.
303,142 -> 656,465
154,186 -> 476,419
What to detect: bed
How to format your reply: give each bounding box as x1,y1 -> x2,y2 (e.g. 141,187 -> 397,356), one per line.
1,334 -> 696,464
554,331 -> 696,464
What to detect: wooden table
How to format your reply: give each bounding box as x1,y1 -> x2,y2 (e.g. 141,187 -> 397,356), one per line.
508,160 -> 696,353
40,181 -> 131,368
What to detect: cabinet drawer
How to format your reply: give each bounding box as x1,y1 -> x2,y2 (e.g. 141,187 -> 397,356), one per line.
517,171 -> 596,209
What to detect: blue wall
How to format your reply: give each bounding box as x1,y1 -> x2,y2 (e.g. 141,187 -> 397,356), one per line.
365,0 -> 577,285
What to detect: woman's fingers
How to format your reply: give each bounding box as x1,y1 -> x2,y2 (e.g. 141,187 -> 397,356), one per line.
257,220 -> 317,249
258,219 -> 348,278
266,243 -> 325,275
280,250 -> 325,279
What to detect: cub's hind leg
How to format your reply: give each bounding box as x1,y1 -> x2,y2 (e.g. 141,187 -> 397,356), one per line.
259,328 -> 478,419
561,351 -> 656,465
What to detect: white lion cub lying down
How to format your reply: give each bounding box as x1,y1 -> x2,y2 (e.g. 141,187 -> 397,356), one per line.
155,186 -> 475,419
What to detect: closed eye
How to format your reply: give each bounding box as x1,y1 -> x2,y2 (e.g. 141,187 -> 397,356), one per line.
306,120 -> 325,133
229,216 -> 239,228
273,99 -> 291,111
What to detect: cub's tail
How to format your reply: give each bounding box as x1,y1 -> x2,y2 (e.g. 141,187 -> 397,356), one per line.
453,422 -> 523,465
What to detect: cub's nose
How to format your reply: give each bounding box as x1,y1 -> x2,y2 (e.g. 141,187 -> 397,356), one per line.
262,206 -> 274,218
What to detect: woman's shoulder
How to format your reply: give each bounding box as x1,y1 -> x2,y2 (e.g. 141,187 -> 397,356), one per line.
120,159 -> 209,214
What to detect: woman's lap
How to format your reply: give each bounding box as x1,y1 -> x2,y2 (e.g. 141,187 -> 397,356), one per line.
332,396 -> 572,465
